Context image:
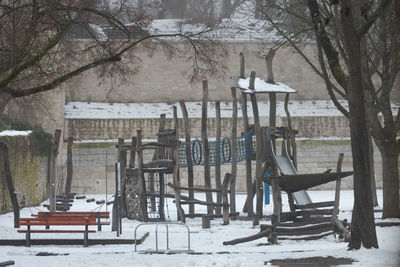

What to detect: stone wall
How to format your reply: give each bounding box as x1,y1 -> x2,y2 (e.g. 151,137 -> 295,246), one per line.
64,42 -> 338,103
65,140 -> 389,195
65,115 -> 351,140
0,135 -> 48,214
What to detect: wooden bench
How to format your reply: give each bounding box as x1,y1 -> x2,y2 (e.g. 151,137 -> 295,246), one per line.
18,212 -> 110,247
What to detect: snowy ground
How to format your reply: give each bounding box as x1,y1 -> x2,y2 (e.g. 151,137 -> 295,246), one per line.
1,190 -> 399,267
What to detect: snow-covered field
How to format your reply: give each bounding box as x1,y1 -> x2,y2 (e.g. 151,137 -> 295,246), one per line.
1,190 -> 399,267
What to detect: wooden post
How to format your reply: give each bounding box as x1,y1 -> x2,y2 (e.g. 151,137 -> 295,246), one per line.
202,215 -> 211,229
136,130 -> 149,222
148,115 -> 166,212
120,150 -> 127,217
240,52 -> 245,78
173,106 -> 186,223
222,173 -> 231,225
113,138 -> 123,230
65,137 -> 73,194
241,92 -> 253,216
215,101 -> 222,215
284,93 -> 297,168
49,129 -> 61,212
129,136 -> 137,169
333,153 -> 344,217
202,80 -> 213,215
266,50 -> 281,225
179,101 -> 195,215
0,142 -> 20,228
248,71 -> 263,218
230,87 -> 238,215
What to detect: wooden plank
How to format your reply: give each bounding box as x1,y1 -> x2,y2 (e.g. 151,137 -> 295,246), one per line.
179,100 -> 195,215
280,208 -> 334,221
37,212 -> 109,218
20,221 -> 96,226
185,212 -> 239,219
180,200 -> 224,207
202,80 -> 213,215
215,101 -> 222,215
167,183 -> 228,193
277,231 -> 334,241
18,230 -> 96,233
294,201 -> 335,210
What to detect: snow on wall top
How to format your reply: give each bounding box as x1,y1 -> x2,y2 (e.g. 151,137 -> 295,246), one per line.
233,76 -> 297,94
0,130 -> 32,136
64,100 -> 357,119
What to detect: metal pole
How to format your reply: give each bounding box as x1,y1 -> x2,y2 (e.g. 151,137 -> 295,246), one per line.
115,162 -> 120,237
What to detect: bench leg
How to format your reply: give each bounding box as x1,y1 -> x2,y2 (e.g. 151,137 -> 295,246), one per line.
97,213 -> 101,231
84,225 -> 88,247
26,226 -> 31,247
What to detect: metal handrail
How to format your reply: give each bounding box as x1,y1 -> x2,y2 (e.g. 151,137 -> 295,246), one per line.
134,222 -> 191,253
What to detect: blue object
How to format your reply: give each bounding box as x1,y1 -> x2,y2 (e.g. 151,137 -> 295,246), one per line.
264,171 -> 270,205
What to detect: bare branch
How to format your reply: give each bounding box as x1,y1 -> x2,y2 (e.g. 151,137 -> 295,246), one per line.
359,0 -> 391,37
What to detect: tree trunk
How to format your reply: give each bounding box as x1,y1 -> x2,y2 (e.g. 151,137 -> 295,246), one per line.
0,142 -> 20,228
65,137 -> 73,194
0,92 -> 11,114
340,1 -> 378,249
379,145 -> 400,219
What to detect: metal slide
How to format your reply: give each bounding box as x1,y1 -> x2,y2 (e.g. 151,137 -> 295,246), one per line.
270,140 -> 312,205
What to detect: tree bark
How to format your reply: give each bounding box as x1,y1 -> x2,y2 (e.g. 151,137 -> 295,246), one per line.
0,142 -> 20,228
340,1 -> 378,249
65,137 -> 73,194
379,145 -> 400,219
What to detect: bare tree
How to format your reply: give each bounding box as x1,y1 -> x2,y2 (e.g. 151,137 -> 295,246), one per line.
252,0 -> 399,249
0,0 -> 227,114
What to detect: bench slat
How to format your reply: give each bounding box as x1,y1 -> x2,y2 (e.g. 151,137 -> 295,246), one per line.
20,217 -> 96,221
20,221 -> 97,226
38,212 -> 109,218
18,230 -> 96,233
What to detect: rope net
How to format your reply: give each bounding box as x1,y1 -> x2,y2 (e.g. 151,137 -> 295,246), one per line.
178,131 -> 255,167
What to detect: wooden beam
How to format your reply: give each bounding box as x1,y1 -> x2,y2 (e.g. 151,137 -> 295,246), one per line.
223,228 -> 272,245
333,153 -> 344,217
230,87 -> 238,214
241,93 -> 253,217
179,100 -> 195,215
136,130 -> 148,222
173,106 -> 186,223
248,71 -> 263,218
215,101 -> 222,215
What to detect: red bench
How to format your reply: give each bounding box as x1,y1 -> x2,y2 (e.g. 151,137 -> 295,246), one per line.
18,211 -> 110,247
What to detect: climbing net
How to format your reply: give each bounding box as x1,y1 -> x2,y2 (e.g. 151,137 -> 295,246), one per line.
178,131 -> 255,167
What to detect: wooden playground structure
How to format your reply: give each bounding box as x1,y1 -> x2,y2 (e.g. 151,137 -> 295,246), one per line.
108,52 -> 352,244
22,52 -> 353,246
